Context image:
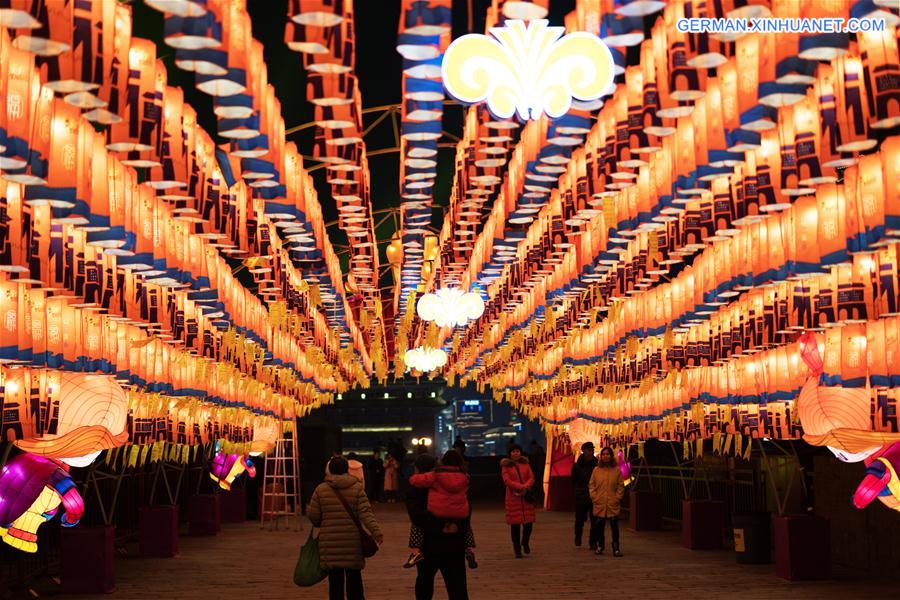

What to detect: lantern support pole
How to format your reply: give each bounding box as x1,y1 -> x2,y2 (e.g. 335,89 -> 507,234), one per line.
82,465 -> 126,526
172,461 -> 187,504
755,438 -> 800,517
669,442 -> 691,499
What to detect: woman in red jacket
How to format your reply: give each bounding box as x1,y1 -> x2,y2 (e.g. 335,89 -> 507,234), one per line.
500,443 -> 536,558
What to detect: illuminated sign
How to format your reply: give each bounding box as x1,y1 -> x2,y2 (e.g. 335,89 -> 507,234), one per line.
442,19 -> 615,121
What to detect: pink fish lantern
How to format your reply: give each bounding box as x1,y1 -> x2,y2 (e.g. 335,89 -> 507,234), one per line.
853,442 -> 900,512
618,450 -> 633,485
209,452 -> 256,491
0,454 -> 84,553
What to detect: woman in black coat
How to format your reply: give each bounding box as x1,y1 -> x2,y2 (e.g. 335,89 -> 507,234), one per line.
570,441 -> 598,549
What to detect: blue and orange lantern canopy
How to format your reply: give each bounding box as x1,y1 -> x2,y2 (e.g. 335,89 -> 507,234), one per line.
0,453 -> 84,553
209,448 -> 256,491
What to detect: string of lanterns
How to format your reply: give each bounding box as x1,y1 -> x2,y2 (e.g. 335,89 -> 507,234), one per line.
393,0 -> 451,326
144,0 -> 372,374
284,0 -> 389,378
434,0 -> 900,508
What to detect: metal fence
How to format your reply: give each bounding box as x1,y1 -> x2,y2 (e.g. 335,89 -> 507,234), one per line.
625,463 -> 768,527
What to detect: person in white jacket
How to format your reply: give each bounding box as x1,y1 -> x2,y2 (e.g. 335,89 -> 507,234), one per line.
325,451 -> 366,487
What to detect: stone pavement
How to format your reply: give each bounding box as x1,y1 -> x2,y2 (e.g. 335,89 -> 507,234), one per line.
70,503 -> 891,600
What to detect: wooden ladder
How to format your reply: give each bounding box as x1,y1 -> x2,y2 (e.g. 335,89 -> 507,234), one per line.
259,423 -> 302,531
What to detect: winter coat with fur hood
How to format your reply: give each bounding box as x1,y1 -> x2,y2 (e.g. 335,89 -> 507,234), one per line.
501,457 -> 536,525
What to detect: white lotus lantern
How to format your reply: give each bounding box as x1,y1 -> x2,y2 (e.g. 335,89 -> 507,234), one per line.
415,288 -> 485,328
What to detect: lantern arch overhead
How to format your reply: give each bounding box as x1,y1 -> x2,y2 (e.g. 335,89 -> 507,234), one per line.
0,0 -> 897,561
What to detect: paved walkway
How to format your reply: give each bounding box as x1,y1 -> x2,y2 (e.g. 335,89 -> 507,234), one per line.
72,504 -> 889,600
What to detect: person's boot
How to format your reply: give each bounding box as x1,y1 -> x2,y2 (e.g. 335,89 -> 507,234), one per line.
612,543 -> 623,557
594,546 -> 604,556
513,538 -> 523,558
575,530 -> 582,547
523,540 -> 531,555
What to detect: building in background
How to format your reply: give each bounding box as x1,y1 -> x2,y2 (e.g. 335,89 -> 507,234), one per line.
436,385 -> 544,456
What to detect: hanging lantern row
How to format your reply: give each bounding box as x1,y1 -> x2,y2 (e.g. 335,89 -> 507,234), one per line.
142,0 -> 370,369
438,0 -> 663,290
0,286 -> 317,412
438,2 -> 558,290
452,135 -> 900,380
484,242 -> 900,392
462,0 -> 900,313
0,0 -> 369,377
395,1 -> 547,366
509,317 -> 900,447
446,0 -> 900,374
394,0 -> 451,324
0,173 -> 350,397
284,0 -> 388,369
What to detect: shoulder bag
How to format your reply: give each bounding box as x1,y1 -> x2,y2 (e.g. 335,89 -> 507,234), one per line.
515,463 -> 537,505
293,529 -> 326,587
328,485 -> 379,558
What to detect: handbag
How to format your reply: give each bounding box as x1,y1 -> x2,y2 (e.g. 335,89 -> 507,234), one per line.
293,530 -> 326,587
328,485 -> 379,558
515,462 -> 537,505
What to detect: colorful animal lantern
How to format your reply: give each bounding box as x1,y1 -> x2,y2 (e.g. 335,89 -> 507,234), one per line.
617,450 -> 634,487
209,451 -> 256,490
797,332 -> 900,511
14,372 -> 129,468
797,332 -> 900,459
853,443 -> 900,512
0,454 -> 84,553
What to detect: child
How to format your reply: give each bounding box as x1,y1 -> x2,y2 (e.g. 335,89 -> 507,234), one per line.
404,450 -> 477,569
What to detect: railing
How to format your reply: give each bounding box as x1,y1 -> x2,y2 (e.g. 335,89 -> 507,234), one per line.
626,464 -> 768,527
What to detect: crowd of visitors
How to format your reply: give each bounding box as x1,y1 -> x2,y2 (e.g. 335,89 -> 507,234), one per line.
303,439 -> 558,600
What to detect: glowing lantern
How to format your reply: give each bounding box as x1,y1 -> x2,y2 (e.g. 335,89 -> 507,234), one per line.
0,454 -> 84,553
404,346 -> 447,372
416,288 -> 484,327
14,373 -> 129,468
249,419 -> 279,456
853,443 -> 900,512
442,20 -> 615,121
209,451 -> 256,490
617,449 -> 633,486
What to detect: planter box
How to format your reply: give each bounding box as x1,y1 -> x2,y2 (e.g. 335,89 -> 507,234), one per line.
630,490 -> 662,531
188,494 -> 221,536
681,500 -> 724,550
220,488 -> 247,523
60,525 -> 115,594
139,505 -> 179,557
774,515 -> 830,581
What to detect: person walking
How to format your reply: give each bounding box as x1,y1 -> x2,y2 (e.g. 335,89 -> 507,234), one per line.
408,450 -> 478,569
406,453 -> 472,600
384,453 -> 400,503
367,450 -> 384,503
571,441 -> 598,548
589,446 -> 625,557
500,443 -> 536,558
528,440 -> 546,503
308,456 -> 384,600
